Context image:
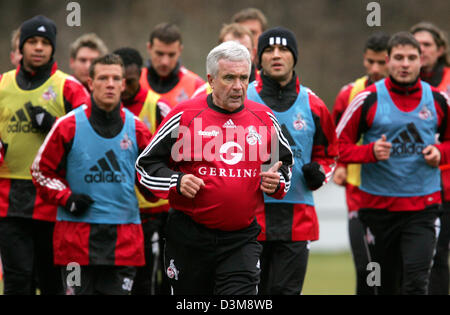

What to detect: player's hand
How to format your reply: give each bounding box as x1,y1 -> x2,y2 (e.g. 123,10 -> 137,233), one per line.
373,134 -> 391,161
180,174 -> 205,199
333,166 -> 347,186
260,161 -> 282,194
302,161 -> 326,191
27,104 -> 56,133
423,145 -> 441,167
65,193 -> 94,216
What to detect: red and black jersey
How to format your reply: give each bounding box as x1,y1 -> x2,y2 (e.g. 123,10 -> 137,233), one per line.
252,72 -> 338,241
31,98 -> 152,266
0,61 -> 89,221
140,61 -> 205,108
332,76 -> 374,213
136,94 -> 294,231
420,63 -> 450,201
332,77 -> 374,127
332,81 -> 355,126
337,76 -> 450,211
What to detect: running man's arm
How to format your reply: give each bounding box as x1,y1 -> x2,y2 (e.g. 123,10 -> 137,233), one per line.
135,108 -> 184,199
310,93 -> 339,185
31,112 -> 77,207
336,90 -> 379,164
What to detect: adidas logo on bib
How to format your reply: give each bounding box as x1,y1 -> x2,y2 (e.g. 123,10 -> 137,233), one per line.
391,123 -> 426,156
84,150 -> 126,183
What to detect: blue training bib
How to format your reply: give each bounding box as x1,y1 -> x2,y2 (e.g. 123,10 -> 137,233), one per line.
247,82 -> 315,205
360,79 -> 440,196
57,106 -> 141,224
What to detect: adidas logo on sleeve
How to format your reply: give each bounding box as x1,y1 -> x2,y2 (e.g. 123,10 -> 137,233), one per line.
84,150 -> 126,183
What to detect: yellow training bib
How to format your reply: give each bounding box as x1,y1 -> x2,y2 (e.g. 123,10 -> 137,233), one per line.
0,70 -> 68,179
135,90 -> 169,210
346,76 -> 368,187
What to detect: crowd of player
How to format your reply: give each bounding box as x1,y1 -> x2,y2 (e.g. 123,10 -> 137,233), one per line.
0,7 -> 449,295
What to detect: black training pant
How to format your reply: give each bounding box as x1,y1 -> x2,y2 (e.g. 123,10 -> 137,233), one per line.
258,240 -> 309,295
131,216 -> 160,295
0,217 -> 62,295
359,206 -> 439,295
348,212 -> 376,295
164,209 -> 262,295
429,202 -> 450,295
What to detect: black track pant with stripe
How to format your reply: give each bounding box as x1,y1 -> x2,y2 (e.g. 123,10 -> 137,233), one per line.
348,213 -> 376,295
429,202 -> 450,295
0,217 -> 62,295
163,209 -> 262,295
258,240 -> 309,295
359,206 -> 440,295
132,213 -> 166,295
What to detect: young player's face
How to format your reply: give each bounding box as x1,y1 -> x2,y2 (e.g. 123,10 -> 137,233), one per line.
363,49 -> 388,82
238,19 -> 263,51
387,44 -> 421,84
70,47 -> 101,86
89,64 -> 125,111
413,31 -> 444,71
260,44 -> 294,84
147,38 -> 183,78
22,36 -> 52,70
122,64 -> 141,102
208,59 -> 250,112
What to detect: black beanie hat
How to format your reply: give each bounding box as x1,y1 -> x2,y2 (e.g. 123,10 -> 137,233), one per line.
19,15 -> 57,54
257,26 -> 298,66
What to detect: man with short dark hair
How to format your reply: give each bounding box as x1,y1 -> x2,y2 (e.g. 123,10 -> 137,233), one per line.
332,31 -> 390,295
140,23 -> 205,108
246,26 -> 338,295
337,32 -> 450,294
32,54 -> 153,295
114,47 -> 171,295
0,15 -> 88,295
139,23 -> 205,294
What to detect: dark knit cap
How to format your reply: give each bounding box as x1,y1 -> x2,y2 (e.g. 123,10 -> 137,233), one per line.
257,26 -> 298,65
19,15 -> 57,54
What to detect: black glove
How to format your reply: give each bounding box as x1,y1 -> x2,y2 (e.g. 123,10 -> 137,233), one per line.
26,103 -> 56,133
65,194 -> 94,216
302,162 -> 326,191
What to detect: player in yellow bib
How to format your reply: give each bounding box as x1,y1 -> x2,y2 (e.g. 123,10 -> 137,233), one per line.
114,47 -> 172,295
331,31 -> 390,295
0,15 -> 88,295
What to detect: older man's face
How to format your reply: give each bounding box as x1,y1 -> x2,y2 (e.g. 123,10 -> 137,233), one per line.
208,59 -> 250,112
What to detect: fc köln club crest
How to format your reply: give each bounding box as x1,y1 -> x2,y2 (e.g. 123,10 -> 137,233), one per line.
293,113 -> 306,130
120,133 -> 133,150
